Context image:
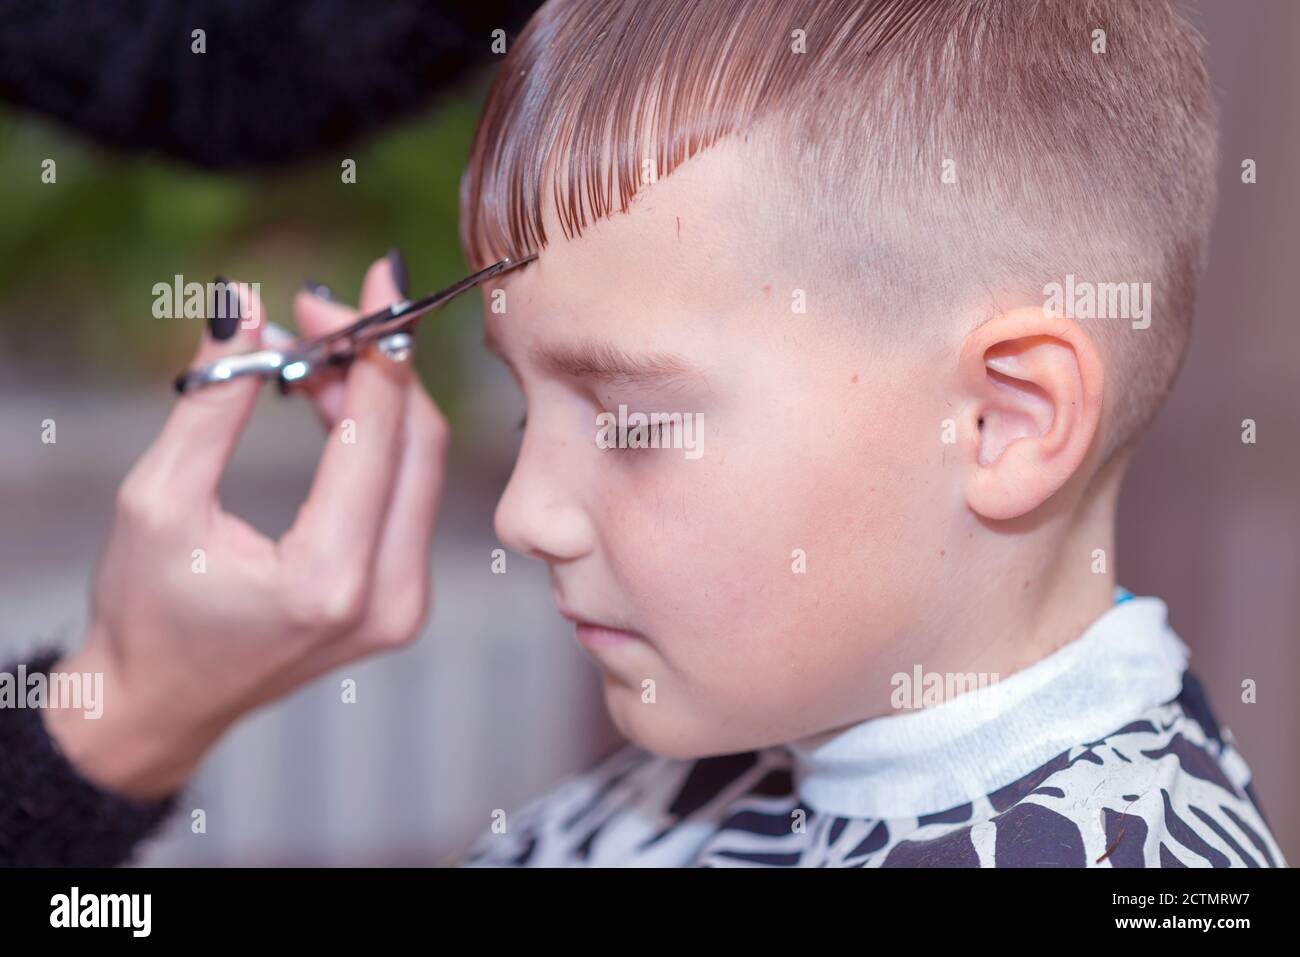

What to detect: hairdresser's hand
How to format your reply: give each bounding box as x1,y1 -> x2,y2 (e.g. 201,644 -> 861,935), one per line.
44,254 -> 448,801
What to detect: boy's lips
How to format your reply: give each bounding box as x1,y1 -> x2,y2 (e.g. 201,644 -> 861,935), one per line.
554,604 -> 642,648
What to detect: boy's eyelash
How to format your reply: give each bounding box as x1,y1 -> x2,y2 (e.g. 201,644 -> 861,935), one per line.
512,412 -> 664,453
610,419 -> 668,452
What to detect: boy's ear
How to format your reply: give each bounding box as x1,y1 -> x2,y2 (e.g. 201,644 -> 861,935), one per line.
958,307 -> 1105,521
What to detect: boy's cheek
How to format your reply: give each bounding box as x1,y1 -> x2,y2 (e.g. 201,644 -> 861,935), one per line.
612,498 -> 850,657
606,439 -> 883,610
597,488 -> 920,752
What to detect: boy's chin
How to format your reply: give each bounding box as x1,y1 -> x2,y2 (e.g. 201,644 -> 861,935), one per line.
600,678 -> 762,761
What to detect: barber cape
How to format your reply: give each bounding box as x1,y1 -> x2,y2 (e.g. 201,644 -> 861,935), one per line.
455,590 -> 1285,867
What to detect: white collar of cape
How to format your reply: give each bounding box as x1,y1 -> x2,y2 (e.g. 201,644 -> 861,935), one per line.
784,588 -> 1191,820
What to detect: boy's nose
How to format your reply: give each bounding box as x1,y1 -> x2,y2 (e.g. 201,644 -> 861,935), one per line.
493,457 -> 595,565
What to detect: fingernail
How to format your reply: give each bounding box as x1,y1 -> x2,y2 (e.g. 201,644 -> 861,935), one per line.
302,280 -> 333,301
208,275 -> 239,341
387,247 -> 409,298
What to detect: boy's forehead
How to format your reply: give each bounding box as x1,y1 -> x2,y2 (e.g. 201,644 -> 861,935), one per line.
491,139 -> 764,321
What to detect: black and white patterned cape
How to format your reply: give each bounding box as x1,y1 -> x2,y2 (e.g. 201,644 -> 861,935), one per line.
455,592 -> 1285,868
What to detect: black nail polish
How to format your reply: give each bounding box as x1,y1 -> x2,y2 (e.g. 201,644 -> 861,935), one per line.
302,280 -> 333,301
208,274 -> 238,341
387,247 -> 409,297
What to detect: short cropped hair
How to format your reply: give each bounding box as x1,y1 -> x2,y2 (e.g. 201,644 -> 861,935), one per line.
460,0 -> 1219,462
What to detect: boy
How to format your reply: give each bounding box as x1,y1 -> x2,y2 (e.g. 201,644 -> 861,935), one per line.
450,0 -> 1285,866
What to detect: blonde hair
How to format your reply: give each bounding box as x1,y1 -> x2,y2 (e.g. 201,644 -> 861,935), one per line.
460,0 -> 1219,460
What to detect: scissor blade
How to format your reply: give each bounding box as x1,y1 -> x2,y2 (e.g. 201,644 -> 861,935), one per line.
290,253 -> 538,357
172,253 -> 538,393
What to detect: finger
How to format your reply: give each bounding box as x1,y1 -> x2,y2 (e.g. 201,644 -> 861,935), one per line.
311,375 -> 448,669
359,248 -> 410,313
366,381 -> 448,646
291,289 -> 355,426
140,279 -> 266,506
300,257 -> 445,649
292,245 -> 411,427
358,250 -> 447,642
284,256 -> 412,568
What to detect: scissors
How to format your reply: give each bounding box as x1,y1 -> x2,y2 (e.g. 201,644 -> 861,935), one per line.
173,253 -> 537,394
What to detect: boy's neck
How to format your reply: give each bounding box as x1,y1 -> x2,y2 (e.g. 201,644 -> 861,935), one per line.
957,454 -> 1127,687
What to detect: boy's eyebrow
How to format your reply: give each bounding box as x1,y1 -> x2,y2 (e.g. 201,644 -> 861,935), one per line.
531,338 -> 703,387
484,323 -> 703,387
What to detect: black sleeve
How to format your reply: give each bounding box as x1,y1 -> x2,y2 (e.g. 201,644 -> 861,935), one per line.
0,647 -> 180,867
0,0 -> 540,170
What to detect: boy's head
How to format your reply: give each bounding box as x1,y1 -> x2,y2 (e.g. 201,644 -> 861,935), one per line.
459,0 -> 1219,758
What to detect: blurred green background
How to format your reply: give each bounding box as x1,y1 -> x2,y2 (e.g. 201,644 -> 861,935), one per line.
0,79 -> 491,424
